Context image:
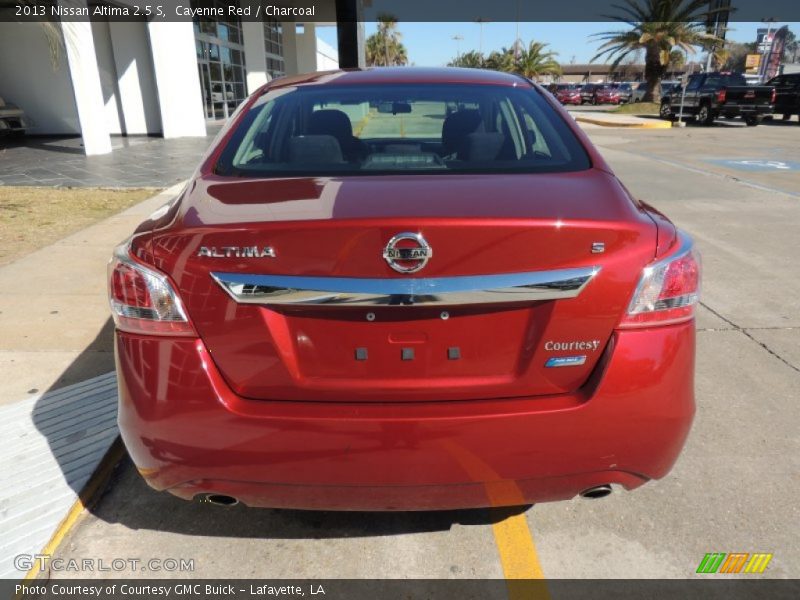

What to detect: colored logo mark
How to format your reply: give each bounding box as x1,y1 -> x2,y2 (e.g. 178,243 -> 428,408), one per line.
696,553 -> 773,574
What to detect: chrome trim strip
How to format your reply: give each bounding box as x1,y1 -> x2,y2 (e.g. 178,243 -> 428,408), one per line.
210,267 -> 600,307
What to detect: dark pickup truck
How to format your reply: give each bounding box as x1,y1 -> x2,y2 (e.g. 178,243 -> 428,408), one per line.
660,72 -> 775,126
765,73 -> 800,123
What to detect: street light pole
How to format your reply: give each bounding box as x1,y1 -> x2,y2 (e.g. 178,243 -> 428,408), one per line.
475,18 -> 490,55
452,35 -> 463,61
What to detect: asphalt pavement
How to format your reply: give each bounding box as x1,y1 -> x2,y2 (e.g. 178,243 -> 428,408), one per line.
38,120 -> 800,581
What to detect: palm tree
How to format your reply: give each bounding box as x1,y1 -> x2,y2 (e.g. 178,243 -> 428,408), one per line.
365,14 -> 409,66
448,50 -> 485,68
15,0 -> 63,69
591,0 -> 725,102
485,48 -> 516,72
514,41 -> 562,80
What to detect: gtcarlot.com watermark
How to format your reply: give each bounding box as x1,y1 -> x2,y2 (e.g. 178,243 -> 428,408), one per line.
14,553 -> 195,573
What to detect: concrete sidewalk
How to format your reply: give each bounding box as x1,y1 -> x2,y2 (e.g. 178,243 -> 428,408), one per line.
0,185 -> 184,580
573,112 -> 672,129
0,184 -> 184,404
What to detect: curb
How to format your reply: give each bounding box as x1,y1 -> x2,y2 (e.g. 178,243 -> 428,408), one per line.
574,115 -> 672,129
21,438 -> 127,583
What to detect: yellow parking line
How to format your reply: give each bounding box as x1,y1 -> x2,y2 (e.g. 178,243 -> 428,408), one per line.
352,110 -> 373,137
492,507 -> 545,579
440,440 -> 549,595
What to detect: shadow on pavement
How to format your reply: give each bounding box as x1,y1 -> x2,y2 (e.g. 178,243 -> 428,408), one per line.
30,318 -> 118,499
93,458 -> 530,538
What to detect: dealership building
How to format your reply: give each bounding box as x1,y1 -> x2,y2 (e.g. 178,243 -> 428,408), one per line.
0,1 -> 363,155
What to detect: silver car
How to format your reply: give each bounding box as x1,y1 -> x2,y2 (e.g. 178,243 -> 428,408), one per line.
0,96 -> 27,136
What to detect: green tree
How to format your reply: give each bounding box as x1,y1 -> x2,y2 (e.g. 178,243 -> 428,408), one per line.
448,50 -> 485,68
514,41 -> 562,79
365,14 -> 408,66
668,49 -> 686,71
591,0 -> 724,102
485,48 -> 516,72
785,29 -> 798,63
719,41 -> 757,72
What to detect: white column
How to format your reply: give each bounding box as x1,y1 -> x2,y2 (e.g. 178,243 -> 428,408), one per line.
147,22 -> 206,138
242,21 -> 269,93
60,1 -> 112,155
282,22 -> 320,76
109,20 -> 162,135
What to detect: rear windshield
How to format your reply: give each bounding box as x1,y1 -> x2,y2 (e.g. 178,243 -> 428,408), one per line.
215,83 -> 591,177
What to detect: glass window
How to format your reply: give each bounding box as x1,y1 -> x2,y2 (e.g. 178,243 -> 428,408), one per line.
686,76 -> 702,91
216,84 -> 591,177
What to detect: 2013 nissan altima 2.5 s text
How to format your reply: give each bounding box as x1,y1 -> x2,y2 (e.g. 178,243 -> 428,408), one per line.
109,68 -> 700,510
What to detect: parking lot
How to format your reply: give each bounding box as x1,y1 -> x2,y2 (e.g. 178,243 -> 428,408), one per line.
39,120 -> 800,581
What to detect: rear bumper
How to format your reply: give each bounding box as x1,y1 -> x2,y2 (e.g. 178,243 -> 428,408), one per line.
717,104 -> 774,117
116,323 -> 695,510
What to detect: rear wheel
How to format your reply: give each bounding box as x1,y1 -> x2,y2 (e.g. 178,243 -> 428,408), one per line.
697,103 -> 714,126
659,100 -> 674,120
745,116 -> 762,127
782,113 -> 791,121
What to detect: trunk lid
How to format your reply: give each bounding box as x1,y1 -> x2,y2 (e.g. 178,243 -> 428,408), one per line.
149,171 -> 656,402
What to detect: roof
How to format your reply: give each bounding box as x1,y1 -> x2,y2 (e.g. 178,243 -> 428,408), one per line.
265,67 -> 531,90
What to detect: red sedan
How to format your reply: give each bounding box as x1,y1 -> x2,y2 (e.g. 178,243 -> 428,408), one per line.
110,68 -> 698,511
594,85 -> 622,104
556,85 -> 582,105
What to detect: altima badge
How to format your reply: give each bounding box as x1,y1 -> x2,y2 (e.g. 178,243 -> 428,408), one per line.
198,246 -> 276,258
383,232 -> 432,274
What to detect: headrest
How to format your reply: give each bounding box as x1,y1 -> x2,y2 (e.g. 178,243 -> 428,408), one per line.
288,135 -> 344,164
308,109 -> 354,139
458,132 -> 505,162
442,109 -> 483,155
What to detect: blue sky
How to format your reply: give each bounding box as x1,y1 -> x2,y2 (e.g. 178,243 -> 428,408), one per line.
317,22 -> 798,66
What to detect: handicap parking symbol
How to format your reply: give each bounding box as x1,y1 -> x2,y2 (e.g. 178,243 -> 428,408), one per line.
707,159 -> 800,172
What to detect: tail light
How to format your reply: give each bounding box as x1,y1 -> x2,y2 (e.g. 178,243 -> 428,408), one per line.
770,88 -> 777,103
619,233 -> 701,328
108,241 -> 196,336
716,89 -> 727,103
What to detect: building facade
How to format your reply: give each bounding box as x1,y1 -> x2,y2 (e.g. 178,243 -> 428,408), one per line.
0,0 -> 346,155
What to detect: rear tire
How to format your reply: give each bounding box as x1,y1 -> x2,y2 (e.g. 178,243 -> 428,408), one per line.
782,113 -> 791,121
659,100 -> 674,121
697,103 -> 714,126
745,116 -> 762,127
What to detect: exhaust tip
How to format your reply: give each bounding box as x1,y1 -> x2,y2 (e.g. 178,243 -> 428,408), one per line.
579,485 -> 613,499
203,494 -> 239,507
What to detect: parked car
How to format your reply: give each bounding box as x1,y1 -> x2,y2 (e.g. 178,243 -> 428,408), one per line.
611,83 -> 633,103
110,68 -> 699,510
660,72 -> 775,126
556,84 -> 582,105
631,81 -> 679,103
0,95 -> 27,136
594,85 -> 622,104
579,83 -> 602,104
764,73 -> 800,123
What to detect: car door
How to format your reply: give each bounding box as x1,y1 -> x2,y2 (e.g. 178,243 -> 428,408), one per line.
679,75 -> 703,113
